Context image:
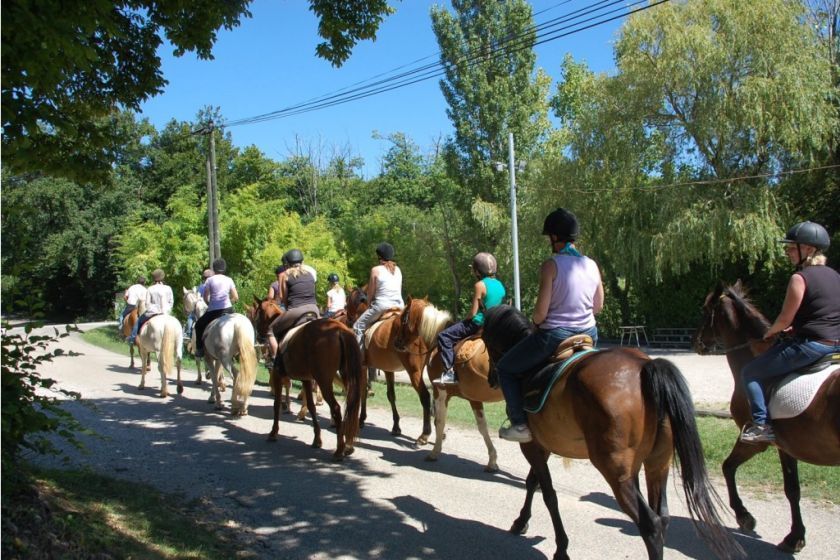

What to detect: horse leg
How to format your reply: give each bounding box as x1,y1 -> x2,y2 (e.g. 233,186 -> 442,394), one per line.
158,352 -> 169,399
268,371 -> 285,441
470,401 -> 498,472
129,343 -> 136,369
320,382 -> 346,461
384,371 -> 401,436
777,451 -> 806,553
192,334 -> 202,385
520,443 -> 570,560
609,474 -> 664,560
511,466 -> 539,535
407,366 -> 432,446
212,360 -> 225,410
722,439 -> 765,532
303,380 -> 322,450
282,377 -> 291,413
367,366 -> 377,397
176,356 -> 183,395
138,349 -> 148,389
426,390 -> 448,463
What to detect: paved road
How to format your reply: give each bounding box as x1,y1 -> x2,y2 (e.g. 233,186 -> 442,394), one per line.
20,323 -> 839,559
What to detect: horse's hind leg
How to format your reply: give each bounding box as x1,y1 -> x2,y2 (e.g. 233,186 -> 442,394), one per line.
722,439 -> 765,532
426,391 -> 449,463
609,474 -> 664,560
268,372 -> 286,441
384,371 -> 401,436
303,380 -> 322,450
777,451 -> 806,553
320,382 -> 345,460
470,401 -> 498,472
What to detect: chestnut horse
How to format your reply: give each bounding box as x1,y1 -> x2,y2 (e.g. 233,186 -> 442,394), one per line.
482,305 -> 740,560
246,296 -> 292,410
354,292 -> 450,445
264,309 -> 366,460
396,298 -> 502,471
121,307 -> 139,369
693,280 -> 840,553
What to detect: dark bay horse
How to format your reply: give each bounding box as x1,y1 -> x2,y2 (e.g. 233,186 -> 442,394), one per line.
255,300 -> 365,460
397,298 -> 502,471
482,305 -> 740,560
693,280 -> 840,553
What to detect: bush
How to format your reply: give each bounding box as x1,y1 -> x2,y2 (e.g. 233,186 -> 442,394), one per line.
1,322 -> 85,486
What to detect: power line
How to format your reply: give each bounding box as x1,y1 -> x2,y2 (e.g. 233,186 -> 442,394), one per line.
223,0 -> 669,128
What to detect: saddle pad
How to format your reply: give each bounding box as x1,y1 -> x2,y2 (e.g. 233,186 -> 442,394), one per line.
768,366 -> 837,420
524,349 -> 599,414
278,323 -> 307,354
454,337 -> 485,365
363,309 -> 401,349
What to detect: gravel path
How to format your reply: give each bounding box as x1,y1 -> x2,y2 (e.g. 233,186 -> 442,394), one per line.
20,322 -> 839,559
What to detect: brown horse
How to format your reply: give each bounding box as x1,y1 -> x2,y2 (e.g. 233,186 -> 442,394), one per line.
345,286 -> 379,397
355,294 -> 449,445
246,296 -> 292,410
396,298 -> 502,471
255,301 -> 366,460
693,280 -> 840,553
482,305 -> 740,560
121,307 -> 139,368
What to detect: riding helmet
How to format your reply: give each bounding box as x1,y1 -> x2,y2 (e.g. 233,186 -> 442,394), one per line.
376,242 -> 395,261
286,249 -> 304,264
471,252 -> 497,276
136,275 -> 147,285
781,221 -> 830,251
281,253 -> 289,265
542,208 -> 580,241
151,269 -> 165,281
328,272 -> 340,283
212,258 -> 226,274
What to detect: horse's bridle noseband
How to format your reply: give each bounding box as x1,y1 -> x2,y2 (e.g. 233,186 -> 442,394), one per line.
696,293 -> 755,354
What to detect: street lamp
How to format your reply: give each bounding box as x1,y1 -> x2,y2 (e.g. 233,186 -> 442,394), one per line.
492,132 -> 525,310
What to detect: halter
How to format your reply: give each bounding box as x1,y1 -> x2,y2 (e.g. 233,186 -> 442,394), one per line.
696,292 -> 757,354
393,304 -> 433,355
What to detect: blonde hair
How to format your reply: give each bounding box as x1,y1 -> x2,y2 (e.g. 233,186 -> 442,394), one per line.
286,264 -> 312,279
803,252 -> 827,267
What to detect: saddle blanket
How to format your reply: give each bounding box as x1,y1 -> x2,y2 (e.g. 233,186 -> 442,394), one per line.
768,365 -> 837,420
523,349 -> 599,414
364,309 -> 401,349
454,337 -> 485,365
278,323 -> 308,354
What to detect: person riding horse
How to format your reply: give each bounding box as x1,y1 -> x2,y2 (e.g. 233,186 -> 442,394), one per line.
496,208 -> 604,443
128,269 -> 173,344
323,272 -> 347,319
120,274 -> 147,332
739,220 -> 840,444
184,268 -> 213,340
268,249 -> 320,366
353,242 -> 404,349
193,258 -> 238,359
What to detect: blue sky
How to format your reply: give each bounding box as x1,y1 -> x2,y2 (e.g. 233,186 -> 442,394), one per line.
139,0 -> 626,177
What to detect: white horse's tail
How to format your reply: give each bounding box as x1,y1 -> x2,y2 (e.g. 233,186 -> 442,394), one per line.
232,320 -> 258,413
160,318 -> 179,377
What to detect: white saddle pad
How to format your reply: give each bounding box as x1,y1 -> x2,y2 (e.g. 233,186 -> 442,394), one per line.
278,323 -> 307,354
768,366 -> 837,420
364,319 -> 387,349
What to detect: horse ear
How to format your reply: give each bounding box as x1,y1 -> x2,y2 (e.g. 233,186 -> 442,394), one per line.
183,287 -> 188,294
253,295 -> 261,306
733,278 -> 744,291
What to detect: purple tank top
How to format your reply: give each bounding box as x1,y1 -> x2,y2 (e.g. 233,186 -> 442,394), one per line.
541,254 -> 601,330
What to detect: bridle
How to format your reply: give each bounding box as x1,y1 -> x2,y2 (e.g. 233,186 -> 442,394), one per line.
393,303 -> 433,355
695,292 -> 755,354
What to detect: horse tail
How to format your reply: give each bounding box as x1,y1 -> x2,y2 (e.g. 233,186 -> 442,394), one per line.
338,327 -> 363,444
160,318 -> 178,378
232,320 -> 258,410
641,358 -> 743,560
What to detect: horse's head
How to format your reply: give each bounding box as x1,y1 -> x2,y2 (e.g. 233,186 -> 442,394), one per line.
346,286 -> 369,325
182,287 -> 200,314
253,297 -> 283,337
693,280 -> 770,355
394,297 -> 451,352
480,305 -> 535,380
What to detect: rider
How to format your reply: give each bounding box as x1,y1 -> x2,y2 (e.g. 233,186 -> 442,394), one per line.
128,269 -> 174,344
193,258 -> 239,359
739,221 -> 840,444
184,268 -> 213,339
283,249 -> 318,282
265,264 -> 287,360
120,275 -> 147,332
323,272 -> 347,319
496,208 -> 604,443
353,242 -> 404,350
268,249 -> 320,359
434,253 -> 506,385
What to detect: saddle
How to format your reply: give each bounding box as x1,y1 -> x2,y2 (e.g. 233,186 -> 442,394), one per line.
767,352 -> 840,420
363,308 -> 402,349
454,333 -> 485,365
521,335 -> 597,414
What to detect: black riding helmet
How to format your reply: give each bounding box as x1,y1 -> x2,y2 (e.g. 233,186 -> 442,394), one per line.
274,265 -> 285,275
285,249 -> 304,264
542,208 -> 580,241
328,272 -> 340,283
781,221 -> 830,251
376,242 -> 395,261
212,258 -> 226,274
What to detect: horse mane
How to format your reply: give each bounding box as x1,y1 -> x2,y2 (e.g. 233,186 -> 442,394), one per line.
482,305 -> 534,352
418,303 -> 452,347
724,282 -> 771,339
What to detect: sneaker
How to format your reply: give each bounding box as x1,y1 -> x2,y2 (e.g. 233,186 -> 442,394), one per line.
499,423 -> 533,443
434,369 -> 458,386
740,423 -> 775,444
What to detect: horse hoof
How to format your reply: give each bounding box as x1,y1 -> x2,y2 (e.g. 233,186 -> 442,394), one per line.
194,380 -> 202,386
510,520 -> 528,535
312,441 -> 323,449
484,464 -> 499,473
777,536 -> 805,554
415,436 -> 429,446
737,512 -> 756,533
425,454 -> 438,462
391,428 -> 402,436
177,385 -> 184,395
206,396 -> 215,404
343,447 -> 354,456
214,404 -> 224,411
267,433 -> 278,442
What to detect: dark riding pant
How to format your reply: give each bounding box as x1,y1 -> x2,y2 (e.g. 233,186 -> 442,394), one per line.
194,307 -> 234,354
437,319 -> 480,372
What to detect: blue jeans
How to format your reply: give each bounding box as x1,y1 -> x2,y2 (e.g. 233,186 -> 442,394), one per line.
184,312 -> 195,337
497,325 -> 598,425
742,338 -> 839,425
119,304 -> 136,330
437,319 -> 480,371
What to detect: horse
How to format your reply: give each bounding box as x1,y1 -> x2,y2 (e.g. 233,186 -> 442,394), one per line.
121,307 -> 140,368
355,293 -> 450,445
198,311 -> 259,416
693,280 -> 840,553
182,288 -> 211,386
481,304 -> 740,560
134,301 -> 184,398
345,286 -> 380,398
396,298 -> 503,471
261,306 -> 366,460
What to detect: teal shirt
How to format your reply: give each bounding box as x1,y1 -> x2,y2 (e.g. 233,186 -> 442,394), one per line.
472,277 -> 506,326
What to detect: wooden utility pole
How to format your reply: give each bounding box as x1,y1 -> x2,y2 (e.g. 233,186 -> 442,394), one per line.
205,121 -> 221,263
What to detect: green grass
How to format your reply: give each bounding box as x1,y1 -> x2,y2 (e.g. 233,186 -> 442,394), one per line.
81,326 -> 839,503
2,466 -> 240,559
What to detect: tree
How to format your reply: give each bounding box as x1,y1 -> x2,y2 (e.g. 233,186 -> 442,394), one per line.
2,0 -> 395,182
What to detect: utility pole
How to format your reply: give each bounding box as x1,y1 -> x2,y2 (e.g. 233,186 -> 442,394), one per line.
507,132 -> 521,310
207,121 -> 221,263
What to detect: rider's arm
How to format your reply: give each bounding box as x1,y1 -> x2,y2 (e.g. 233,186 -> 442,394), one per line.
532,259 -> 557,326
593,277 -> 605,315
278,273 -> 288,306
229,285 -> 239,304
466,280 -> 485,320
365,268 -> 378,302
764,273 -> 806,339
267,284 -> 277,300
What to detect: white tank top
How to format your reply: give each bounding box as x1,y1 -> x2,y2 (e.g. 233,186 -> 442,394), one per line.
327,287 -> 347,312
374,265 -> 404,307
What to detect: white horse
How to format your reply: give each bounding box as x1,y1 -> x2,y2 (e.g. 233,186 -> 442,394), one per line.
194,303 -> 258,417
182,287 -> 211,386
135,301 -> 184,398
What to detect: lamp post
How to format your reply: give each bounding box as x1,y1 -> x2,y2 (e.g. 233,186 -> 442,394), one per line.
493,132 -> 524,310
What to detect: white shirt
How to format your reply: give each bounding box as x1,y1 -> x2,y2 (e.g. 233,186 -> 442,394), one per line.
125,284 -> 147,306
373,265 -> 403,307
327,286 -> 347,313
145,283 -> 174,315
